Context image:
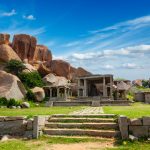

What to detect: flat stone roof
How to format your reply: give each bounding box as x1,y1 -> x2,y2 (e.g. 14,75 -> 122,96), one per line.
76,74 -> 113,79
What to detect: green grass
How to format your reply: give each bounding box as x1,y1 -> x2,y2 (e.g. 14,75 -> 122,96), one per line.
0,136 -> 149,150
0,106 -> 85,117
103,102 -> 150,118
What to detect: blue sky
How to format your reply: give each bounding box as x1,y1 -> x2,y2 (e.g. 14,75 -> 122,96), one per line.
0,0 -> 150,80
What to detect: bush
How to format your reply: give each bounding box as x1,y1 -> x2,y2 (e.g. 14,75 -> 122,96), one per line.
0,97 -> 22,107
19,71 -> 44,89
6,59 -> 25,76
0,97 -> 8,106
26,89 -> 36,101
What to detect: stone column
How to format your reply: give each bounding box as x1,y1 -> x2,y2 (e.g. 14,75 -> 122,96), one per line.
118,115 -> 129,139
103,77 -> 107,97
50,88 -> 52,100
77,79 -> 81,97
110,76 -> 113,99
64,88 -> 67,100
57,88 -> 59,99
84,79 -> 87,97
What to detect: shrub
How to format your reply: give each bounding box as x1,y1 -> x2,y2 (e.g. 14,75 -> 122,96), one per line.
0,97 -> 8,106
19,71 -> 44,89
26,89 -> 36,101
5,59 -> 25,76
0,97 -> 22,107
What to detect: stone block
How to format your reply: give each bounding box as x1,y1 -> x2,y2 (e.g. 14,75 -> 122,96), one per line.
143,117 -> 150,125
24,131 -> 33,139
130,118 -> 142,125
45,101 -> 53,107
33,116 -> 46,139
129,126 -> 149,138
27,119 -> 33,130
91,101 -> 100,107
0,120 -> 26,136
118,115 -> 129,139
0,117 -> 5,122
4,116 -> 25,121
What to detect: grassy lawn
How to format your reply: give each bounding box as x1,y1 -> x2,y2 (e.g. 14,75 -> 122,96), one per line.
0,106 -> 84,117
103,102 -> 150,118
0,136 -> 149,150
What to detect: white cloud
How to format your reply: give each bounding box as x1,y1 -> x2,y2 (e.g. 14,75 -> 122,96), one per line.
23,15 -> 36,20
1,26 -> 45,36
122,63 -> 144,69
1,9 -> 16,17
66,44 -> 150,61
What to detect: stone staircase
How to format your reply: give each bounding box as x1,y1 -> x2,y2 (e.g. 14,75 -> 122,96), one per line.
43,114 -> 121,138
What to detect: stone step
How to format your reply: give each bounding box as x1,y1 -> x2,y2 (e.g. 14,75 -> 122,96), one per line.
45,122 -> 119,130
48,117 -> 116,123
43,128 -> 121,138
51,114 -> 116,118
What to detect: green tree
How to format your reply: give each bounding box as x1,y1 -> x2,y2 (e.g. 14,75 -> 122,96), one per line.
6,59 -> 25,76
19,71 -> 44,88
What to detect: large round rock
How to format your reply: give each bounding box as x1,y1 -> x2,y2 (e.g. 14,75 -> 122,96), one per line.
31,87 -> 45,102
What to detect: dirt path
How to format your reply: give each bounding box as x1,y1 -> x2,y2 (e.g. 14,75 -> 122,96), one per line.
31,141 -> 115,150
50,141 -> 114,150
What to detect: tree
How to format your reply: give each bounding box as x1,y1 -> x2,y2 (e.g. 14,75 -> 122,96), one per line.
19,71 -> 44,89
6,59 -> 25,76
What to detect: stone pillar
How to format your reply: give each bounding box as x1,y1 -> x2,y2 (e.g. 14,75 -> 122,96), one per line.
103,77 -> 107,97
77,79 -> 81,97
50,88 -> 52,100
64,88 -> 67,100
84,79 -> 87,97
118,115 -> 129,139
33,116 -> 46,139
57,88 -> 59,99
110,76 -> 113,99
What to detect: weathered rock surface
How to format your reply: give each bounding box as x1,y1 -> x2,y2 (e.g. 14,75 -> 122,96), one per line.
0,71 -> 26,100
46,60 -> 71,79
0,34 -> 10,45
132,79 -> 142,87
45,60 -> 91,81
70,67 -> 92,82
22,102 -> 30,108
43,73 -> 68,86
34,45 -> 52,62
23,63 -> 37,73
0,44 -> 21,63
37,64 -> 51,77
31,87 -> 45,102
12,34 -> 37,62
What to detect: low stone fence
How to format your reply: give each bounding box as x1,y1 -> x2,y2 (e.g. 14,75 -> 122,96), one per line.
0,116 -> 48,139
119,116 -> 150,139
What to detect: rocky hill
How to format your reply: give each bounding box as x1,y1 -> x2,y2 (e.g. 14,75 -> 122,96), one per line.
0,33 -> 91,81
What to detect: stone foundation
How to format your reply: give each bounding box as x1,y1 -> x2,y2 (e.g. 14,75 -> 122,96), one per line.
119,116 -> 150,139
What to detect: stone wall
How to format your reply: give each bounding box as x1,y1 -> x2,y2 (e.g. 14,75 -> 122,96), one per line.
119,116 -> 150,139
0,116 -> 48,139
0,116 -> 33,138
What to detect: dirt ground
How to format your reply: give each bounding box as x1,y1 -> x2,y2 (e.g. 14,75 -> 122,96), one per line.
32,141 -> 114,150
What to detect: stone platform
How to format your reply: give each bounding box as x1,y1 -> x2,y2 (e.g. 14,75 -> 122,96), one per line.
46,100 -> 132,107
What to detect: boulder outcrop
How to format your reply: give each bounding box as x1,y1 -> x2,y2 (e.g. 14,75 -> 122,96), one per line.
31,87 -> 45,102
37,64 -> 51,77
0,44 -> 21,63
12,34 -> 37,62
34,45 -> 52,62
45,60 -> 71,79
23,63 -> 37,73
0,34 -> 10,45
0,71 -> 26,100
43,73 -> 68,86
